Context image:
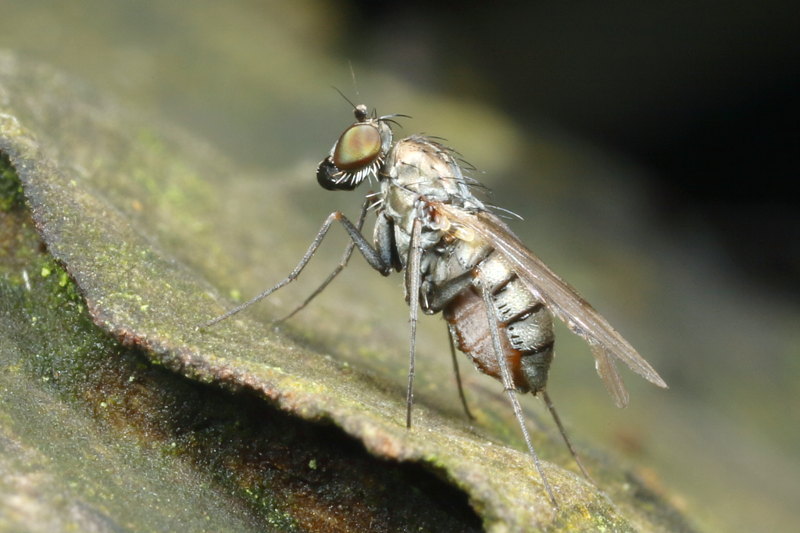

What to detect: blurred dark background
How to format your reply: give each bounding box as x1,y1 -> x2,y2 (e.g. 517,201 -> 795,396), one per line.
346,1 -> 800,298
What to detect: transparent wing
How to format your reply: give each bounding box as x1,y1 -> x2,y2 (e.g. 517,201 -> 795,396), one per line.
438,205 -> 667,407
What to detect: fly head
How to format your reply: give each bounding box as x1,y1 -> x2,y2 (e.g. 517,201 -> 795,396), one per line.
317,104 -> 395,191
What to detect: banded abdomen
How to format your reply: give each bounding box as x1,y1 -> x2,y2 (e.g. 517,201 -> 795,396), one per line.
444,251 -> 555,394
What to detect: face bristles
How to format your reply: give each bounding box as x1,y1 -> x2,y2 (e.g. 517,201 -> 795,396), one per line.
333,156 -> 383,188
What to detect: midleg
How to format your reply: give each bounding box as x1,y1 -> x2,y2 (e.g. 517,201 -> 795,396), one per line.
418,272 -> 476,419
446,323 -> 474,420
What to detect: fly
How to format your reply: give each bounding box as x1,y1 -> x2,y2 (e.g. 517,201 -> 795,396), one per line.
200,102 -> 668,508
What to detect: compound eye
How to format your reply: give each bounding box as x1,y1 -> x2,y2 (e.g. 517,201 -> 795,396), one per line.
333,124 -> 382,171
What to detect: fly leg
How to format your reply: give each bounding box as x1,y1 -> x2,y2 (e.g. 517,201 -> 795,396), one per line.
276,197 -> 372,323
404,217 -> 423,428
421,272 -> 476,421
446,323 -> 474,420
541,390 -> 593,481
198,211 -> 391,329
479,281 -> 559,508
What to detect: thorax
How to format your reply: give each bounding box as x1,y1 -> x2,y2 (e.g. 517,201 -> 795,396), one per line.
378,136 -> 491,283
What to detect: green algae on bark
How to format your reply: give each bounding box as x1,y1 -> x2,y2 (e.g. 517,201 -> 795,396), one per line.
0,151 -> 24,211
0,51 -> 695,532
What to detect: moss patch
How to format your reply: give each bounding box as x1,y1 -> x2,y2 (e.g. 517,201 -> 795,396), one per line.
0,151 -> 24,211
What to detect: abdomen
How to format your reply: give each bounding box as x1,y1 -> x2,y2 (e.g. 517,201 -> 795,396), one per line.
443,251 -> 555,394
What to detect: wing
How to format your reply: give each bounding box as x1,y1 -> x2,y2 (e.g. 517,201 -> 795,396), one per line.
438,204 -> 667,407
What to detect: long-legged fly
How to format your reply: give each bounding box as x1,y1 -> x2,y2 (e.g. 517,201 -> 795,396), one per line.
200,102 -> 668,507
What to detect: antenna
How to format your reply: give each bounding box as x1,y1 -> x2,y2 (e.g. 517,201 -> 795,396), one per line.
332,86 -> 358,111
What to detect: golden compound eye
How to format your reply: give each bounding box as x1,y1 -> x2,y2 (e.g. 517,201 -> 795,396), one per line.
333,124 -> 382,171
